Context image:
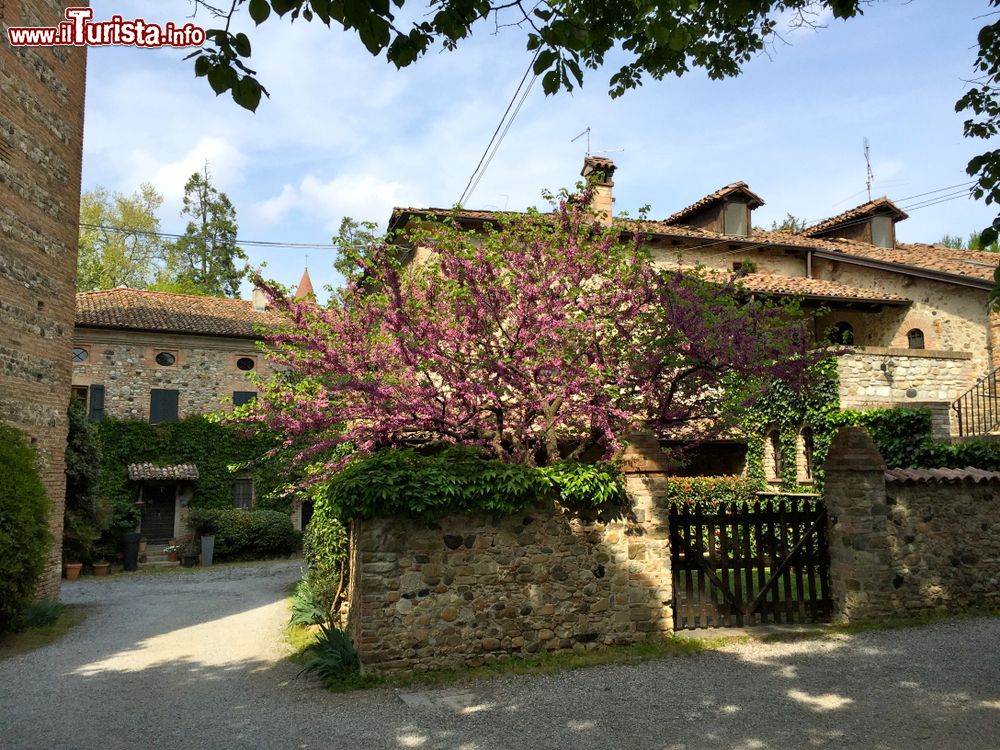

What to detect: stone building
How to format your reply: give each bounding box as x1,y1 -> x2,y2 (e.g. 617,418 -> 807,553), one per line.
72,286 -> 294,540
389,157 -> 1000,453
0,1 -> 88,598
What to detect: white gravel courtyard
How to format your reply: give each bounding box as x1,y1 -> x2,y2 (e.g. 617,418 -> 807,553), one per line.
2,559 -> 999,749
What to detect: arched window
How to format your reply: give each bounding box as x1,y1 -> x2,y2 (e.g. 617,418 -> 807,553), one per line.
764,430 -> 782,482
907,328 -> 925,350
828,321 -> 854,345
797,427 -> 814,481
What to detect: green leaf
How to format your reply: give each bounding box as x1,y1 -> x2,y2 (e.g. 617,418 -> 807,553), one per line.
533,49 -> 556,75
207,63 -> 238,95
234,32 -> 252,57
248,0 -> 271,24
232,76 -> 263,112
193,55 -> 211,77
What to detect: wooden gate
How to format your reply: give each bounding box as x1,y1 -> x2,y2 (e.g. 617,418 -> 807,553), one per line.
668,496 -> 832,629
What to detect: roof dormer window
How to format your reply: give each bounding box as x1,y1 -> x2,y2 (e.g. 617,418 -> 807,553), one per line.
724,200 -> 749,236
871,214 -> 894,248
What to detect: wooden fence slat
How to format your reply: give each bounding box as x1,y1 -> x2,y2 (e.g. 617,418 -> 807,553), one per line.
729,502 -> 744,627
779,498 -> 795,624
792,498 -> 807,623
741,501 -> 756,625
706,508 -> 719,627
684,505 -> 694,630
694,503 -> 705,629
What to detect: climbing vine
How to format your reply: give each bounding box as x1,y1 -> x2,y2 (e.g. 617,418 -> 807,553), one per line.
95,417 -> 284,534
737,357 -> 841,491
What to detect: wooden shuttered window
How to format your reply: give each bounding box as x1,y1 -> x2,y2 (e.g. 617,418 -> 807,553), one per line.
88,384 -> 105,422
233,391 -> 257,407
233,478 -> 254,509
149,389 -> 179,424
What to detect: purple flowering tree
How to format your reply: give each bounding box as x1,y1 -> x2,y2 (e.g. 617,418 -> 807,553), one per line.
250,192 -> 817,474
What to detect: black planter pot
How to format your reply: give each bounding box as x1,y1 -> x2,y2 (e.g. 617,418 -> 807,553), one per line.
181,554 -> 197,568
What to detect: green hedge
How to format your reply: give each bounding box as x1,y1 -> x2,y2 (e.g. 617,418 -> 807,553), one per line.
835,406 -> 1000,470
186,508 -> 301,560
0,424 -> 51,633
662,475 -> 765,509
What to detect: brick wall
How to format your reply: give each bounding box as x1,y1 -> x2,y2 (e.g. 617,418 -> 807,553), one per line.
345,434 -> 675,673
72,329 -> 270,419
824,427 -> 1000,622
0,1 -> 87,598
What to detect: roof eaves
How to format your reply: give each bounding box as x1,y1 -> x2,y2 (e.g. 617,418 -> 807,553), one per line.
809,249 -> 994,291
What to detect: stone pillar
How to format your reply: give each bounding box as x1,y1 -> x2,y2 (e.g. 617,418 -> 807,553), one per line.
823,427 -> 891,624
620,432 -> 674,635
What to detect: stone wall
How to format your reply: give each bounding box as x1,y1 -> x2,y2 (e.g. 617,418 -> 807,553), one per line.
0,2 -> 88,598
837,348 -> 973,435
346,435 -> 675,673
824,427 -> 1000,622
72,329 -> 269,419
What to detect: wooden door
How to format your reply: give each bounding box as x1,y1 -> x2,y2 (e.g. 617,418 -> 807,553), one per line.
141,484 -> 176,543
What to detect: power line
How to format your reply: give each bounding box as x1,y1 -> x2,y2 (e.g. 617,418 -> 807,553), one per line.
457,52 -> 539,207
79,222 -> 337,250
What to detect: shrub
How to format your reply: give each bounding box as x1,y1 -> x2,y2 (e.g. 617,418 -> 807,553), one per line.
662,475 -> 764,509
302,510 -> 348,571
301,623 -> 360,686
16,599 -> 63,630
290,576 -> 330,626
0,424 -> 52,633
186,508 -> 300,560
538,461 -> 626,508
63,400 -> 106,565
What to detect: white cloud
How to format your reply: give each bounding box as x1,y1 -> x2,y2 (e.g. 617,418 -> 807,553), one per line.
254,173 -> 425,229
128,135 -> 247,200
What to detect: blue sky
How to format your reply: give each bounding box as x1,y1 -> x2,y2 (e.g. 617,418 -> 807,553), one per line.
82,1 -> 998,299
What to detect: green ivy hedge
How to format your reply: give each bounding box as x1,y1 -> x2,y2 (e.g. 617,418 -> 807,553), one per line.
0,424 -> 51,633
95,417 -> 283,533
662,475 -> 766,509
318,445 -> 626,522
835,406 -> 1000,470
186,508 -> 301,560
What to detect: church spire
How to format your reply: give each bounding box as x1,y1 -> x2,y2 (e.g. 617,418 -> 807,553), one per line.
294,268 -> 314,300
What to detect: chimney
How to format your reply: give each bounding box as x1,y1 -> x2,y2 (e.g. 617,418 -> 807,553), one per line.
251,287 -> 268,312
581,156 -> 616,221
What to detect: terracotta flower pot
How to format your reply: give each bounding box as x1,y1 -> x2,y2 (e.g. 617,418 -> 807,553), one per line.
92,562 -> 110,576
166,551 -> 178,562
64,563 -> 82,581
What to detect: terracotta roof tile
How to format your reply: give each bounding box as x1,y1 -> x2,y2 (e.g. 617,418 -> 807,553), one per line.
388,207 -> 998,288
822,239 -> 999,283
724,272 -> 910,304
885,467 -> 1000,483
128,463 -> 200,481
76,288 -> 286,338
663,182 -> 766,225
803,197 -> 908,236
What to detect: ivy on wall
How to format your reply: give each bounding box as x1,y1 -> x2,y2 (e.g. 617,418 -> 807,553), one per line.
737,357 -> 841,491
95,417 -> 284,532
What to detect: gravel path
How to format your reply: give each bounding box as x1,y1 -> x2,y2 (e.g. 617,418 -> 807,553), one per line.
2,562 -> 999,749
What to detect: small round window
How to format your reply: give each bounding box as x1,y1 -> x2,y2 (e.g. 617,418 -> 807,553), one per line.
71,347 -> 89,362
236,357 -> 255,371
155,352 -> 176,366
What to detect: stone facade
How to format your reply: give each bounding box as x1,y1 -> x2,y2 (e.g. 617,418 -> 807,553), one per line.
824,427 -> 1000,622
72,328 -> 270,420
346,436 -> 675,673
0,1 -> 88,598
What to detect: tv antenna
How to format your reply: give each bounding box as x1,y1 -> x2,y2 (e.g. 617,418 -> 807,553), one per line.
571,126 -> 624,158
864,137 -> 874,202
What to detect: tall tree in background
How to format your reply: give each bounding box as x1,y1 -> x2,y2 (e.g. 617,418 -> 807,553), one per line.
77,184 -> 165,291
938,231 -> 1000,252
157,165 -> 246,297
770,213 -> 808,233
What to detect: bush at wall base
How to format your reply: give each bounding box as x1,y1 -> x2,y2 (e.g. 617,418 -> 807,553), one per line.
0,424 -> 52,633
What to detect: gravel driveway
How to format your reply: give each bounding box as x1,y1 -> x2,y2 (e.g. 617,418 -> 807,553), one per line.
2,561 -> 999,749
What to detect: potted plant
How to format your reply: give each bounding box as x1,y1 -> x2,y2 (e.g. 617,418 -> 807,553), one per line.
163,544 -> 182,562
92,560 -> 110,576
64,561 -> 83,581
180,539 -> 198,568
